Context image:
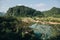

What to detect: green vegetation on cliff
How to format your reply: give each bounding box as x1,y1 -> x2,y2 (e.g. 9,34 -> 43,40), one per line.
43,7 -> 60,17
6,6 -> 43,17
6,6 -> 60,18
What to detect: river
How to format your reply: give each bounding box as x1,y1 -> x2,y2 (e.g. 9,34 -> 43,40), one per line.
29,23 -> 58,40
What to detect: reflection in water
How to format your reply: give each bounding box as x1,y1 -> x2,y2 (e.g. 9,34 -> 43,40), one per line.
29,23 -> 57,40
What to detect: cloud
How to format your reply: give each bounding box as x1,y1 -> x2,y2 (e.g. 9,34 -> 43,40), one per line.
17,4 -> 29,6
31,3 -> 47,11
17,4 -> 22,6
35,3 -> 46,8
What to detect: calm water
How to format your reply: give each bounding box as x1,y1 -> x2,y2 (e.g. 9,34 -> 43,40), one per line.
29,23 -> 57,40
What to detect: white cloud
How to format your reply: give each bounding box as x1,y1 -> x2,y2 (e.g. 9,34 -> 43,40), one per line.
33,3 -> 45,8
17,4 -> 22,6
31,3 -> 47,11
16,4 -> 29,7
35,3 -> 46,8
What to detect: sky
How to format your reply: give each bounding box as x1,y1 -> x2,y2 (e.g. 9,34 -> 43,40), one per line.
0,0 -> 60,12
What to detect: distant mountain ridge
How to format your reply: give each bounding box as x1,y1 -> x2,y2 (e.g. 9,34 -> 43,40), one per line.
6,6 -> 60,17
6,6 -> 43,17
43,7 -> 60,17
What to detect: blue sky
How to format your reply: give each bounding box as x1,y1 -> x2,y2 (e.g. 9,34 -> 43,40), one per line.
0,0 -> 60,12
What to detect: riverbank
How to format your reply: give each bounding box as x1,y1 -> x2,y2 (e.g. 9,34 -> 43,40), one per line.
19,17 -> 60,24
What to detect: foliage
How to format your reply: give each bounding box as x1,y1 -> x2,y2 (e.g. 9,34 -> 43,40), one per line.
0,6 -> 60,40
43,7 -> 60,17
0,16 -> 40,40
6,6 -> 43,17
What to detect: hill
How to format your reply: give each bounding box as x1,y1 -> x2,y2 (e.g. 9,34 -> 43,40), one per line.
6,6 -> 43,17
43,7 -> 60,17
6,6 -> 60,17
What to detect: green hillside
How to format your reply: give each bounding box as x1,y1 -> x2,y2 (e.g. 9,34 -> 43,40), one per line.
6,6 -> 43,17
43,7 -> 60,17
6,6 -> 60,18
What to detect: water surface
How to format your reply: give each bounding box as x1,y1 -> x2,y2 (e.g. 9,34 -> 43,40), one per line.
29,23 -> 57,40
